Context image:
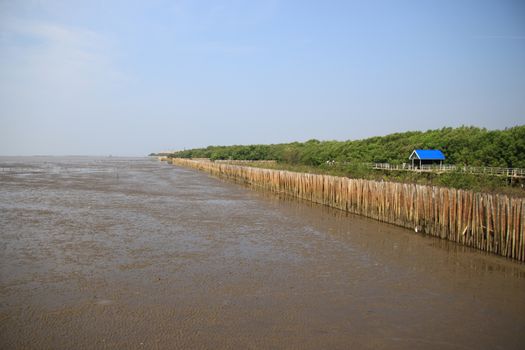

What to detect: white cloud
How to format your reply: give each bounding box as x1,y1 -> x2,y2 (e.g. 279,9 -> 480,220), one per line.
0,18 -> 125,92
0,17 -> 130,155
5,18 -> 101,45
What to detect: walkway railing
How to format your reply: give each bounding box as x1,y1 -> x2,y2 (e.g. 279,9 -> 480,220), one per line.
371,163 -> 525,178
158,156 -> 525,179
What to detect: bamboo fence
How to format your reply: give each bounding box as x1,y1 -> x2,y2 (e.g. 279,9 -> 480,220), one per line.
171,158 -> 525,262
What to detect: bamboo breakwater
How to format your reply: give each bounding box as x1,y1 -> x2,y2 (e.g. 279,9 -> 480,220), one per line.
170,158 -> 525,262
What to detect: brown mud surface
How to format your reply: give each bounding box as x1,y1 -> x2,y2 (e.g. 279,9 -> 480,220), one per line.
1,157 -> 524,349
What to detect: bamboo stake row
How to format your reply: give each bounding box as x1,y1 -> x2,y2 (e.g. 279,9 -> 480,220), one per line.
171,158 -> 525,262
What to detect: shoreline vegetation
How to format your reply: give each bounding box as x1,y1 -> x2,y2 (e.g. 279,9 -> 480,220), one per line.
212,160 -> 525,197
168,158 -> 525,262
152,126 -> 525,261
154,126 -> 525,196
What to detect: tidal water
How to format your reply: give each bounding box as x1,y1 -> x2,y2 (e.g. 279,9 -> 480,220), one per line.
1,157 -> 524,349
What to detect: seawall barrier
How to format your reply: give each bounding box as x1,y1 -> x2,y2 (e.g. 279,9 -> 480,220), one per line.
170,158 -> 525,262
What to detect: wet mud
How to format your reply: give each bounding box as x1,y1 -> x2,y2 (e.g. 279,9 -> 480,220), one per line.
1,157 -> 524,349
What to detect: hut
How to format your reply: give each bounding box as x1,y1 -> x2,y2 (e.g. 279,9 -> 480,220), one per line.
409,149 -> 445,168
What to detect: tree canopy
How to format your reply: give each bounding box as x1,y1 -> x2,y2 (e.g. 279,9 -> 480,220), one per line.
169,126 -> 525,168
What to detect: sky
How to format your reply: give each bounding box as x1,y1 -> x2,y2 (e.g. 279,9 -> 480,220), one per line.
0,0 -> 524,156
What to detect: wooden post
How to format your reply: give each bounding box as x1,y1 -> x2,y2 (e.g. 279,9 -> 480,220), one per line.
170,158 -> 525,262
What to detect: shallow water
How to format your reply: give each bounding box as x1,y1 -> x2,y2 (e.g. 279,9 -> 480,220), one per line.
1,156 -> 524,349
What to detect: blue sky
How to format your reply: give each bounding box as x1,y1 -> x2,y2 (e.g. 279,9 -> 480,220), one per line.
1,0 -> 524,156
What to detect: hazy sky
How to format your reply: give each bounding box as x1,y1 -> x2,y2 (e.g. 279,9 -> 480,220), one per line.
1,0 -> 524,156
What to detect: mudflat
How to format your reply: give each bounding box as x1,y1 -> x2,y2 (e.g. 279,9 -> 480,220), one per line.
1,157 -> 524,349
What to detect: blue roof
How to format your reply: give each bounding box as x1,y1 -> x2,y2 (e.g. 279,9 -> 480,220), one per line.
412,149 -> 445,160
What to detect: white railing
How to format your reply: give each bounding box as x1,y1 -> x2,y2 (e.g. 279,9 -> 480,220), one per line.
164,157 -> 525,178
371,163 -> 525,178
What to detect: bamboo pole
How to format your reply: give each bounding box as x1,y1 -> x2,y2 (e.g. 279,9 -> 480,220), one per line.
171,158 -> 525,262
